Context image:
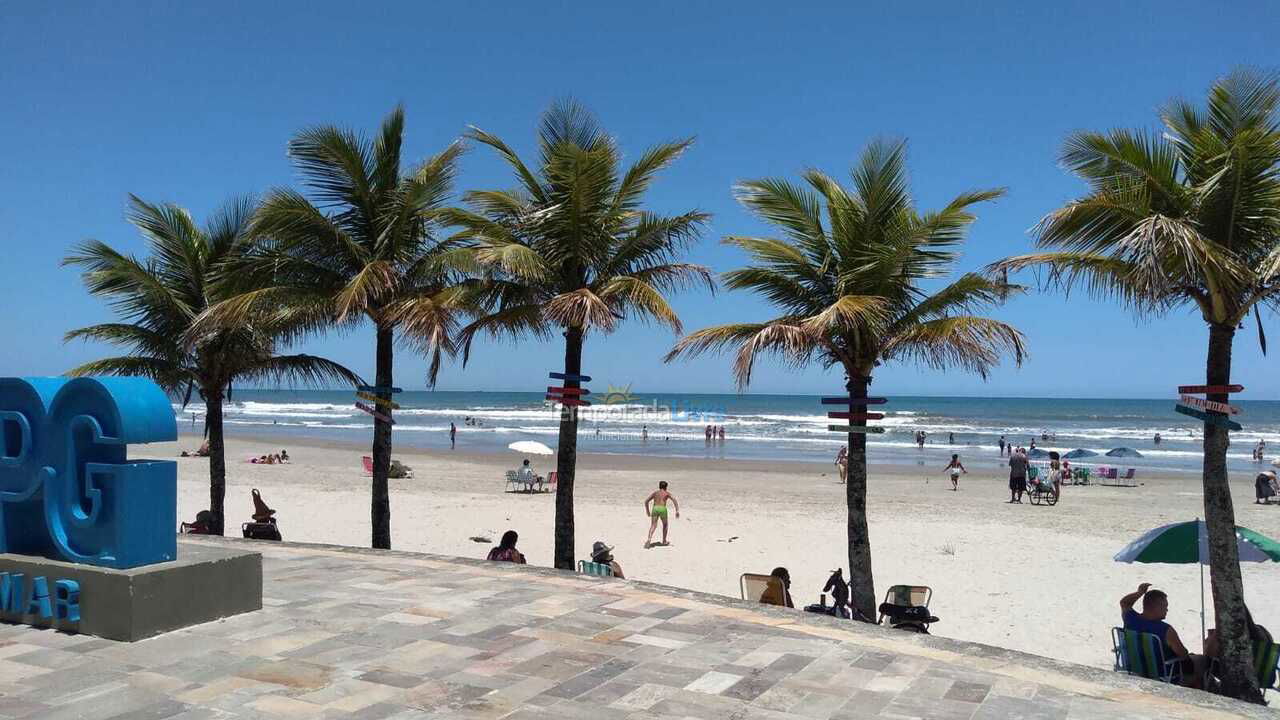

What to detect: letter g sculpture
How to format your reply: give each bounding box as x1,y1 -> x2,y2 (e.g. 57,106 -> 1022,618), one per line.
0,377 -> 177,569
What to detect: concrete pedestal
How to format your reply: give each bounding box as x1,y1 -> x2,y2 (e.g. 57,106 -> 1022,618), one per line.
0,542 -> 261,641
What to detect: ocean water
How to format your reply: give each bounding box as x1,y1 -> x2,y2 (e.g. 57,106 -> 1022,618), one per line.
178,390 -> 1280,475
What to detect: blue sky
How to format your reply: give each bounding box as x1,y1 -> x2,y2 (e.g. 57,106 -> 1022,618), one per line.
1,1 -> 1277,399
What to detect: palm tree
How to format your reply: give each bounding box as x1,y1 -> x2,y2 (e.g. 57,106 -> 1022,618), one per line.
450,101 -> 711,570
193,107 -> 466,550
990,70 -> 1280,703
64,195 -> 360,534
666,140 -> 1025,619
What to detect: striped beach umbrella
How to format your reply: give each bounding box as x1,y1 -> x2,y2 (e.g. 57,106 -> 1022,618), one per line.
1115,519 -> 1280,637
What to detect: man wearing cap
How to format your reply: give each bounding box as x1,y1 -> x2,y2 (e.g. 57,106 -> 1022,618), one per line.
591,541 -> 625,579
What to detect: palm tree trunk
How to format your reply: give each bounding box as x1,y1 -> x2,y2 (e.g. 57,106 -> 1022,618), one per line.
553,326 -> 584,570
205,389 -> 227,536
371,324 -> 394,550
1203,322 -> 1261,702
845,374 -> 876,620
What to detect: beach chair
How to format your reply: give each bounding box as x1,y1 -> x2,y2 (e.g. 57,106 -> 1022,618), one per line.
1254,639 -> 1280,696
1111,627 -> 1181,684
504,470 -> 519,492
362,455 -> 373,475
877,585 -> 937,633
740,573 -> 786,606
577,560 -> 613,577
1119,468 -> 1136,486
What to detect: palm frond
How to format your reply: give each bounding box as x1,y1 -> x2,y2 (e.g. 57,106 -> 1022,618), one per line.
882,316 -> 1027,379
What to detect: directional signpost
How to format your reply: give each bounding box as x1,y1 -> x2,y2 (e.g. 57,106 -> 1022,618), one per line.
548,373 -> 592,407
1174,384 -> 1244,433
1175,404 -> 1242,431
823,384 -> 888,437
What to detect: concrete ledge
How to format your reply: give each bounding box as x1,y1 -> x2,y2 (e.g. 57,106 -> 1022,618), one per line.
178,534 -> 1273,719
0,541 -> 261,641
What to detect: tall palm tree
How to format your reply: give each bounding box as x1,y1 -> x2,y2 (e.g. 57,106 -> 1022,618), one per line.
64,195 -> 360,534
666,141 -> 1025,618
193,107 -> 466,550
450,101 -> 711,570
990,70 -> 1280,703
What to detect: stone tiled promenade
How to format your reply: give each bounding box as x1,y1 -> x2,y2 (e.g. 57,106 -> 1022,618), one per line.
0,538 -> 1269,719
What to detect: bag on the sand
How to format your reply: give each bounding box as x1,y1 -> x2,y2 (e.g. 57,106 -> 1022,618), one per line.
242,521 -> 282,541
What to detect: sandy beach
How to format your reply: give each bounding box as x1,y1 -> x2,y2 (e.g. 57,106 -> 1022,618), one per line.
149,432 -> 1280,670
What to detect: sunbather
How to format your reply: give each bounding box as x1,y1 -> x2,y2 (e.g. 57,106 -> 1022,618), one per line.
486,530 -> 526,564
759,567 -> 794,608
591,540 -> 625,579
1120,583 -> 1203,688
516,459 -> 538,491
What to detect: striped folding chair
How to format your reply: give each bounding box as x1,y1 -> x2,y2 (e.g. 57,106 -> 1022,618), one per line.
1111,627 -> 1181,684
1253,639 -> 1280,696
577,560 -> 614,577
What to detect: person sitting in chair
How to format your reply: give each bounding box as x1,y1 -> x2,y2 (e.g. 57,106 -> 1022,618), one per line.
591,540 -> 625,579
759,567 -> 794,608
516,459 -> 539,492
1120,583 -> 1202,687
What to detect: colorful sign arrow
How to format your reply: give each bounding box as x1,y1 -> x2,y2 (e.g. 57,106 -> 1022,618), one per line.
1174,404 -> 1242,431
355,401 -> 395,424
549,372 -> 592,383
827,411 -> 885,421
547,386 -> 591,396
355,391 -> 401,409
828,425 -> 885,434
1178,395 -> 1240,415
546,395 -> 592,407
357,385 -> 403,394
820,397 -> 888,405
1177,384 -> 1244,395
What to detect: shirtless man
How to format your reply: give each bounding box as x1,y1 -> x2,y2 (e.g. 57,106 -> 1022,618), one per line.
644,480 -> 680,548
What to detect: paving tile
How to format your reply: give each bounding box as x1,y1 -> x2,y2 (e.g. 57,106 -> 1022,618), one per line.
0,539 -> 1252,720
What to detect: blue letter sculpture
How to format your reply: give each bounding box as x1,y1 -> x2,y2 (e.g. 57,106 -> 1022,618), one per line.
0,377 -> 177,569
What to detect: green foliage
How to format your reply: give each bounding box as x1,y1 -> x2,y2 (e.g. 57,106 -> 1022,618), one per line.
667,140 -> 1024,385
992,69 -> 1280,331
197,107 -> 468,384
63,196 -> 361,398
450,100 -> 713,359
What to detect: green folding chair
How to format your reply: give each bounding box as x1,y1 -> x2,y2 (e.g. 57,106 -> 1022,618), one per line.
1111,627 -> 1181,684
577,560 -> 613,577
1253,639 -> 1279,696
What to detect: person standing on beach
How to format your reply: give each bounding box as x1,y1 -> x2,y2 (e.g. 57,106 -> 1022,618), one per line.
449,422 -> 456,449
944,454 -> 967,491
1008,448 -> 1028,503
718,425 -> 725,442
835,446 -> 848,483
644,480 -> 680,548
998,435 -> 1006,456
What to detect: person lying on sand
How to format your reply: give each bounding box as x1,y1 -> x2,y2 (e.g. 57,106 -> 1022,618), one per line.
644,481 -> 680,548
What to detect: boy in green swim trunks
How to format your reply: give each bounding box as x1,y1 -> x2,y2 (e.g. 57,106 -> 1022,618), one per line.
644,480 -> 680,548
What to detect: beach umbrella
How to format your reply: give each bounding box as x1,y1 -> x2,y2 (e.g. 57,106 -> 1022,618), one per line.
1114,519 -> 1280,637
507,440 -> 554,455
1063,448 -> 1097,459
1106,447 -> 1143,458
